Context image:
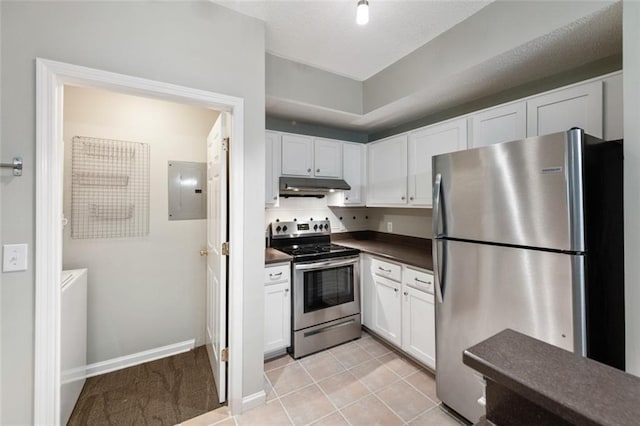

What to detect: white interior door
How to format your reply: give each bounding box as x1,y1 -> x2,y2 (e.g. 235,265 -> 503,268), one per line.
206,113 -> 228,403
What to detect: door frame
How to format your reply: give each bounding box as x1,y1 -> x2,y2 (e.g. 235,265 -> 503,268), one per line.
34,58 -> 245,423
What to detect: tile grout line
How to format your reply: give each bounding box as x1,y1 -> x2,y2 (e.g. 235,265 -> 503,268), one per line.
401,372 -> 441,406
404,403 -> 441,425
296,353 -> 353,426
325,343 -> 409,425
263,370 -> 295,425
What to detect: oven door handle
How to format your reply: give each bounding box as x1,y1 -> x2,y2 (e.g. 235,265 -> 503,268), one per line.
295,257 -> 359,271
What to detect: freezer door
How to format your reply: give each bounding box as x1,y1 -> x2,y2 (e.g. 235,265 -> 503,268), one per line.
434,239 -> 585,423
432,129 -> 585,252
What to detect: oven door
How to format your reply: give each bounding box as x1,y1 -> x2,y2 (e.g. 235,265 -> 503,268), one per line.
293,256 -> 360,331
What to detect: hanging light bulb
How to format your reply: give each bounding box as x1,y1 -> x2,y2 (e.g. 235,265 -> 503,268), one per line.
356,0 -> 369,25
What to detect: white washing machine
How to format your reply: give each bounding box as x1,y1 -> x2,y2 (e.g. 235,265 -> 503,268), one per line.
60,268 -> 87,425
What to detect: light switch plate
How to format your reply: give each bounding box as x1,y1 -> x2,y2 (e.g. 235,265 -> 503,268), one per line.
3,244 -> 28,272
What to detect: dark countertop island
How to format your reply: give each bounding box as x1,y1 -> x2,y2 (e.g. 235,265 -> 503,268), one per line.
463,329 -> 640,426
265,248 -> 292,265
333,231 -> 432,271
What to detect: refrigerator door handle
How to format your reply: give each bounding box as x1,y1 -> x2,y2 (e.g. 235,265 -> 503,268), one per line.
434,239 -> 444,304
432,173 -> 442,237
433,173 -> 445,303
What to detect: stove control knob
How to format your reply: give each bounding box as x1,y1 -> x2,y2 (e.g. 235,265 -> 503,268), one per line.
324,224 -> 329,230
283,226 -> 288,232
275,226 -> 282,233
314,224 -> 318,231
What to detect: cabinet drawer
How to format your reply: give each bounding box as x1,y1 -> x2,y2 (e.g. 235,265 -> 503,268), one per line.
265,264 -> 290,284
404,267 -> 434,294
371,258 -> 402,282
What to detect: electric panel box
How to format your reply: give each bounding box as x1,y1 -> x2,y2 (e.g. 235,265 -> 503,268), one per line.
168,161 -> 206,220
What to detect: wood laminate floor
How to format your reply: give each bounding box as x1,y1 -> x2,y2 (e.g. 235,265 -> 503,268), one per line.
68,346 -> 221,426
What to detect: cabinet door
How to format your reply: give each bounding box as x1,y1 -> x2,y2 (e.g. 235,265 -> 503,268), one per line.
281,134 -> 313,176
314,138 -> 342,178
361,254 -> 374,328
367,135 -> 408,206
408,118 -> 466,207
265,132 -> 281,206
527,81 -> 603,138
470,102 -> 526,148
264,281 -> 291,354
373,275 -> 402,347
402,284 -> 436,369
342,142 -> 365,205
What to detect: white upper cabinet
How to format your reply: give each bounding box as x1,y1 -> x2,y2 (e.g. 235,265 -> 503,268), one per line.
527,81 -> 603,138
408,118 -> 466,207
281,133 -> 313,176
281,134 -> 343,178
328,142 -> 365,206
265,131 -> 281,206
313,138 -> 343,178
367,134 -> 408,206
470,101 -> 526,148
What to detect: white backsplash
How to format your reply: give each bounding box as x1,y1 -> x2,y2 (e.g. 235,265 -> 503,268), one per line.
265,197 -> 369,234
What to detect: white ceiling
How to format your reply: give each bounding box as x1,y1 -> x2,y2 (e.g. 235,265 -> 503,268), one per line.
216,0 -> 492,80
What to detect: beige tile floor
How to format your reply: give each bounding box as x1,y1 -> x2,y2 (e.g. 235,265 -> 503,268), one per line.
180,331 -> 467,426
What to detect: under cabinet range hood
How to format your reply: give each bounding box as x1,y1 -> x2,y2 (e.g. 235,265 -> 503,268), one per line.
279,176 -> 350,197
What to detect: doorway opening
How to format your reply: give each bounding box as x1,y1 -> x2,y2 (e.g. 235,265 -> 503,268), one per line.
34,59 -> 246,425
60,85 -> 225,425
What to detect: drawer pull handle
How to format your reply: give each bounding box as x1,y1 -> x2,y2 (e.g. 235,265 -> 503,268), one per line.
269,272 -> 283,279
414,278 -> 430,285
378,267 -> 391,273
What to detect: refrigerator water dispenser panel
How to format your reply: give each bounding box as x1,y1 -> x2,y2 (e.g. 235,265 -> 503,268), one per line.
168,161 -> 207,220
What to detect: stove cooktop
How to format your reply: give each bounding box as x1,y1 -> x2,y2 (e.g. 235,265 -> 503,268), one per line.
275,243 -> 360,262
269,220 -> 360,262
277,243 -> 352,256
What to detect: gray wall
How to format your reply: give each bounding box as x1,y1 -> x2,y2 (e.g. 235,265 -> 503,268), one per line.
0,2 -> 265,423
624,0 -> 640,376
266,54 -> 363,115
266,116 -> 368,143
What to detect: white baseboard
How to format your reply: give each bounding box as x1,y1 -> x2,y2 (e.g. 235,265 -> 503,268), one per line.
241,390 -> 266,413
62,339 -> 196,383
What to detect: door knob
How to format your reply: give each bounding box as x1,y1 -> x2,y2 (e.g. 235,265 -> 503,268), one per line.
200,249 -> 209,256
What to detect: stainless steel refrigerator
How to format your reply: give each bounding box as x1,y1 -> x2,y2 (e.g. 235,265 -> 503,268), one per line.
432,128 -> 624,423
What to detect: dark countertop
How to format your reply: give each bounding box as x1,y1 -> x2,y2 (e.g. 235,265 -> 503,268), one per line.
265,248 -> 292,265
463,329 -> 640,426
333,231 -> 432,271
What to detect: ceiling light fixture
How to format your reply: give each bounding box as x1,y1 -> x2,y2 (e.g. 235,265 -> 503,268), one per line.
356,0 -> 369,25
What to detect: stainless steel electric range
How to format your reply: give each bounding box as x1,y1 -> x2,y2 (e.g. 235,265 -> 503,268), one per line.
270,220 -> 362,358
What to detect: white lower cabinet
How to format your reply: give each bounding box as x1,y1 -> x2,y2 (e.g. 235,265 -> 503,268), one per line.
373,274 -> 402,347
402,283 -> 436,369
264,263 -> 291,355
362,254 -> 436,369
